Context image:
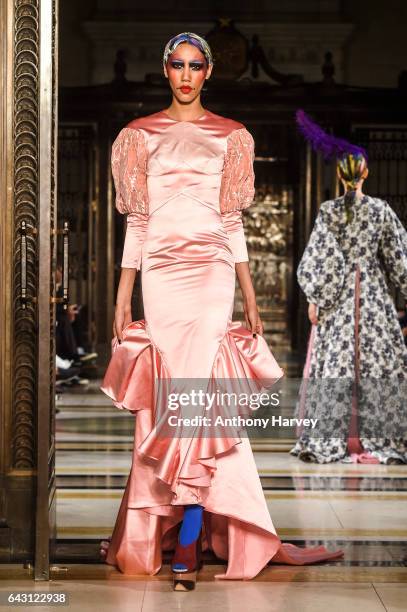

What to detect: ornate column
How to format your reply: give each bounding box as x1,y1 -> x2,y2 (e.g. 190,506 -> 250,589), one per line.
0,0 -> 58,572
0,0 -> 40,563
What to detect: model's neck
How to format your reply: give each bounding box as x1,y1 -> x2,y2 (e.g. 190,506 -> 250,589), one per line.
164,98 -> 206,122
345,186 -> 364,200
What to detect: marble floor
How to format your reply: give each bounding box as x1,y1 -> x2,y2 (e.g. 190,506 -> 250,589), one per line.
4,380 -> 405,611
55,386 -> 407,558
1,580 -> 407,612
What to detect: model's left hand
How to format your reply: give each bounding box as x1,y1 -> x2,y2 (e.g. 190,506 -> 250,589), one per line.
244,298 -> 264,336
308,302 -> 318,325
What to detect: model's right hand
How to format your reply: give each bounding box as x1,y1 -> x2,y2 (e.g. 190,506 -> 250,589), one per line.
113,306 -> 132,343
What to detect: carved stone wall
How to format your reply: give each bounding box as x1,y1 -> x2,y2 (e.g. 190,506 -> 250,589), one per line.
59,0 -> 407,89
95,0 -> 341,15
81,20 -> 353,84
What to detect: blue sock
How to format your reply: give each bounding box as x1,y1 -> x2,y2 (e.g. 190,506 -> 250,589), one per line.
173,504 -> 204,571
179,504 -> 204,546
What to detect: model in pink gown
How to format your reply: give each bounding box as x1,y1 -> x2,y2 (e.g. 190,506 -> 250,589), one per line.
100,109 -> 343,579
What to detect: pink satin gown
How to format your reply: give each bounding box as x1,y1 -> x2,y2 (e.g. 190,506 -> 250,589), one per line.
100,109 -> 343,579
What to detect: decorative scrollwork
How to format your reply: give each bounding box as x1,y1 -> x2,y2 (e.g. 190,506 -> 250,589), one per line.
12,0 -> 40,469
235,185 -> 294,347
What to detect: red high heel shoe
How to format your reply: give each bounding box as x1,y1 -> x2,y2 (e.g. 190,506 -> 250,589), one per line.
171,534 -> 203,591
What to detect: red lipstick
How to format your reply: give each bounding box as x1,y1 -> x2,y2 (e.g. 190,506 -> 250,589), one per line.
180,86 -> 192,94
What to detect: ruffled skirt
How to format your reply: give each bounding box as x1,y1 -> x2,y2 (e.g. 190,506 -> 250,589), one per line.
100,318 -> 343,579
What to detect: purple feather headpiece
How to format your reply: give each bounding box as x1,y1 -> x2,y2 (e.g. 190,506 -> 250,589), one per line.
295,109 -> 368,161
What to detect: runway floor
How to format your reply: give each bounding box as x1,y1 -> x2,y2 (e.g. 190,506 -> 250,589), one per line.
4,379 -> 404,611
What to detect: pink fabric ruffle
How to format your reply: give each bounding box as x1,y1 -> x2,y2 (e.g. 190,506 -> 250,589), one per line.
101,319 -> 283,493
100,319 -> 344,579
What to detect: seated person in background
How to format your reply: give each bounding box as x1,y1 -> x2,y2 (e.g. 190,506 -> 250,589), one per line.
55,265 -> 97,361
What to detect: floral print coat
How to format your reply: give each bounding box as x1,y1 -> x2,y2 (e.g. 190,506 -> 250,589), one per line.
291,195 -> 407,464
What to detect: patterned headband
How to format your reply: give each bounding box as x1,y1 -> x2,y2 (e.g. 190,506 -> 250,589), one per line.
163,32 -> 213,68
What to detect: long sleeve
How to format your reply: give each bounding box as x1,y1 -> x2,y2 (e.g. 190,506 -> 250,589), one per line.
219,128 -> 255,263
111,127 -> 149,270
221,210 -> 249,263
120,212 -> 149,270
378,201 -> 407,300
297,204 -> 345,310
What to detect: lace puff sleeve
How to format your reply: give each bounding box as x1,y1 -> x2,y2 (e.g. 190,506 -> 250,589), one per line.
219,128 -> 255,263
111,127 -> 149,270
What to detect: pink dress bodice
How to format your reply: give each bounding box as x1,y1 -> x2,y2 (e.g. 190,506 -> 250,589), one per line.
111,109 -> 255,270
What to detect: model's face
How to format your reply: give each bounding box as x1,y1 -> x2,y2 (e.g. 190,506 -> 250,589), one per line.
164,42 -> 212,104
